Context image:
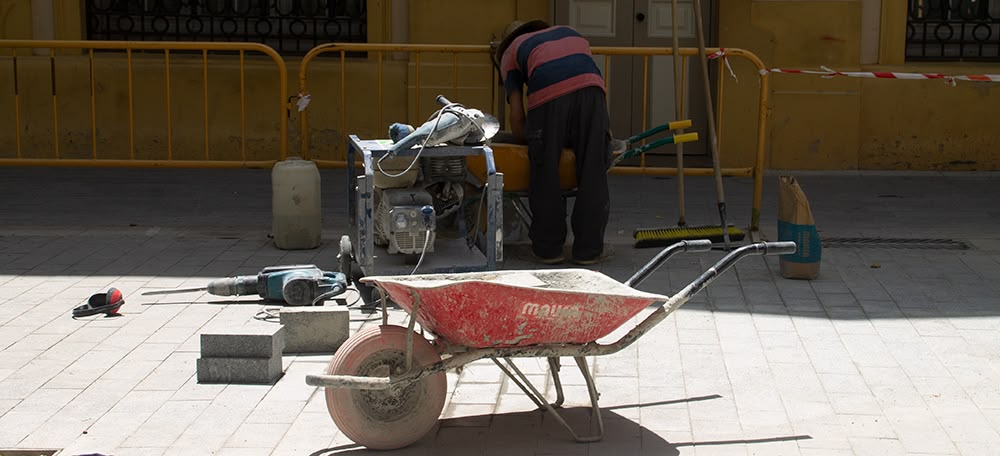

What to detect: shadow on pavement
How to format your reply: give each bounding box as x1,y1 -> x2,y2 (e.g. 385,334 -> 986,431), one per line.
307,406 -> 812,455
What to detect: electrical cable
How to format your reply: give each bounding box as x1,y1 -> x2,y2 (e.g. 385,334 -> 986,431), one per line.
252,287 -> 364,323
376,102 -> 491,179
376,103 -> 457,179
253,306 -> 282,322
410,228 -> 432,275
470,182 -> 488,247
311,286 -> 347,306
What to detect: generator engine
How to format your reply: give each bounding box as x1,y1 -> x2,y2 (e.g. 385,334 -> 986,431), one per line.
372,95 -> 499,257
375,188 -> 436,255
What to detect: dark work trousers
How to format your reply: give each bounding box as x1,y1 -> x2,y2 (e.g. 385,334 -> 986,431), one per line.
524,86 -> 610,261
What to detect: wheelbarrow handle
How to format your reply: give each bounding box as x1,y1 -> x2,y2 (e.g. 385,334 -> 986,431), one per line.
661,241 -> 797,312
625,239 -> 713,288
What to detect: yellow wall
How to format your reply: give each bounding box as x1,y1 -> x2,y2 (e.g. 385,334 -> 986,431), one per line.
721,0 -> 1000,171
0,0 -> 32,40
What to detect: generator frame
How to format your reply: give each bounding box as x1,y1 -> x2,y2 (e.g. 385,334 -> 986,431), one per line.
346,135 -> 504,277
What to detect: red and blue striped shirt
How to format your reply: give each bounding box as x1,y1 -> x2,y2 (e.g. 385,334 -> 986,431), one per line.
500,26 -> 606,111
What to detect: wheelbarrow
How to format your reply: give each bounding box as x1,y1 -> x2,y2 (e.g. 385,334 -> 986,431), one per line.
306,240 -> 796,449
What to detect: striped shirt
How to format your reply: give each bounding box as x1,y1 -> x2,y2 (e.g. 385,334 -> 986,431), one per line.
501,26 -> 606,111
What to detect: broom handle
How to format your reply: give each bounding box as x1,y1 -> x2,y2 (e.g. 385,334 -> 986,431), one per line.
671,0 -> 686,227
692,0 -> 731,248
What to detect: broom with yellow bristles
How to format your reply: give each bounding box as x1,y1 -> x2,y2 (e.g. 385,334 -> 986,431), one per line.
631,0 -> 744,249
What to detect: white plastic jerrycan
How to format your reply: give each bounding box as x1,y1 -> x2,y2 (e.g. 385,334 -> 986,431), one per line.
272,157 -> 322,250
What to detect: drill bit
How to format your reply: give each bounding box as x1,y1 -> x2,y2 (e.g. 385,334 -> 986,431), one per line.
141,287 -> 209,296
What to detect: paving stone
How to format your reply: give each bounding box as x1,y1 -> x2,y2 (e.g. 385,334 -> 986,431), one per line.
199,325 -> 285,358
196,357 -> 283,385
245,399 -> 307,424
278,306 -> 349,353
222,422 -> 291,448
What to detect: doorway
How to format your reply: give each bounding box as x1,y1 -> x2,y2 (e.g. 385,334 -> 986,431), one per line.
554,0 -> 715,156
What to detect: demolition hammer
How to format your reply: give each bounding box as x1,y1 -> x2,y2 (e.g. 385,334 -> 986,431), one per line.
142,265 -> 348,306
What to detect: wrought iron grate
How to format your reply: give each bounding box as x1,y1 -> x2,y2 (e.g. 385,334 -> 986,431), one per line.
85,0 -> 367,55
906,0 -> 1000,61
822,237 -> 970,250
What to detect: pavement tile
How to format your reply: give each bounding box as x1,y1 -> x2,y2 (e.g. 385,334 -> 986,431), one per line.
111,447 -> 167,456
270,412 -> 340,454
818,373 -> 872,395
0,410 -> 52,447
441,402 -> 494,427
827,392 -> 882,416
245,399 -> 308,424
847,437 -> 906,455
882,406 -> 958,454
640,397 -> 693,432
121,399 -> 212,448
224,422 -> 292,449
792,422 -> 852,450
803,346 -> 860,375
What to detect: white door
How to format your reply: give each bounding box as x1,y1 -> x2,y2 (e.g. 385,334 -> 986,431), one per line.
555,0 -> 714,156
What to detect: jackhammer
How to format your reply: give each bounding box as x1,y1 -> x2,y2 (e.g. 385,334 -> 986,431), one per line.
142,265 -> 348,306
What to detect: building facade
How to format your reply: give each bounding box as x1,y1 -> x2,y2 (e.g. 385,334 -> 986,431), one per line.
1,0 -> 997,170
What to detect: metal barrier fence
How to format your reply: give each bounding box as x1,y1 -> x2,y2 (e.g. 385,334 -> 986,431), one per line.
0,40 -> 288,168
298,43 -> 770,232
0,40 -> 770,231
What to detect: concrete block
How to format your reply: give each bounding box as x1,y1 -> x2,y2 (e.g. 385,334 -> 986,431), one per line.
196,357 -> 283,385
200,326 -> 285,359
279,306 -> 350,354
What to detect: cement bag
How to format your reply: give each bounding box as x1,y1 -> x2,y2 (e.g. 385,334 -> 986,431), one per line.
778,176 -> 821,279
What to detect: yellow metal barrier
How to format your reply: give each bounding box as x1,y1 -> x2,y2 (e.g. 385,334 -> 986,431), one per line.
298,43 -> 770,232
0,40 -> 288,169
297,43 -> 492,166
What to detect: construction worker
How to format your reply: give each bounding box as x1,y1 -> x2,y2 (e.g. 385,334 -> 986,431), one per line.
495,20 -> 610,265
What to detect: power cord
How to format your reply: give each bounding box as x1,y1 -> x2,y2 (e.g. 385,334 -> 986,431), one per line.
376,103 -> 456,179
376,102 -> 491,179
251,288 -> 364,323
410,228 -> 433,275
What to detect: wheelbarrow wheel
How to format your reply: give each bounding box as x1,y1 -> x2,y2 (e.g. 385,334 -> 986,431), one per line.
325,324 -> 446,450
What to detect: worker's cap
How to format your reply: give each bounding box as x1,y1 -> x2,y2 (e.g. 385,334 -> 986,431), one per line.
492,19 -> 550,67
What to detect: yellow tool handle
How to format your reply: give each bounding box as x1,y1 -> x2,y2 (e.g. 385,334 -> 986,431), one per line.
673,132 -> 699,144
668,119 -> 693,131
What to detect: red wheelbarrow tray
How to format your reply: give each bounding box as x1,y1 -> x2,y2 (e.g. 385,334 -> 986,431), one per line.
360,269 -> 670,349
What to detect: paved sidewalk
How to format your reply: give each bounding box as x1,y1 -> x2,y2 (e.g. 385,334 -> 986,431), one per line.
0,167 -> 998,455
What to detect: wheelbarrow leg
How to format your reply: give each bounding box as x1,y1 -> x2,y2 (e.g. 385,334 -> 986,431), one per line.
548,357 -> 566,407
495,357 -> 605,443
492,357 -> 566,409
493,358 -> 546,410
574,356 -> 606,440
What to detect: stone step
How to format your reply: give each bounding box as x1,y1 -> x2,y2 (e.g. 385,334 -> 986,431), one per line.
196,356 -> 283,385
279,306 -> 350,354
199,325 -> 285,359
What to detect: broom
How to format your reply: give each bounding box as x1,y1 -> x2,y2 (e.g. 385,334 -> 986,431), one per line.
633,0 -> 744,248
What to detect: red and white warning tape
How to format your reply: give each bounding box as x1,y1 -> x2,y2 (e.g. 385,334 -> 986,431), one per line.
707,48 -> 739,82
762,65 -> 1000,86
703,50 -> 1000,87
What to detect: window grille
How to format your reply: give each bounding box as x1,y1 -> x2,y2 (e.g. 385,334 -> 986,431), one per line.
85,0 -> 367,55
907,0 -> 1000,61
